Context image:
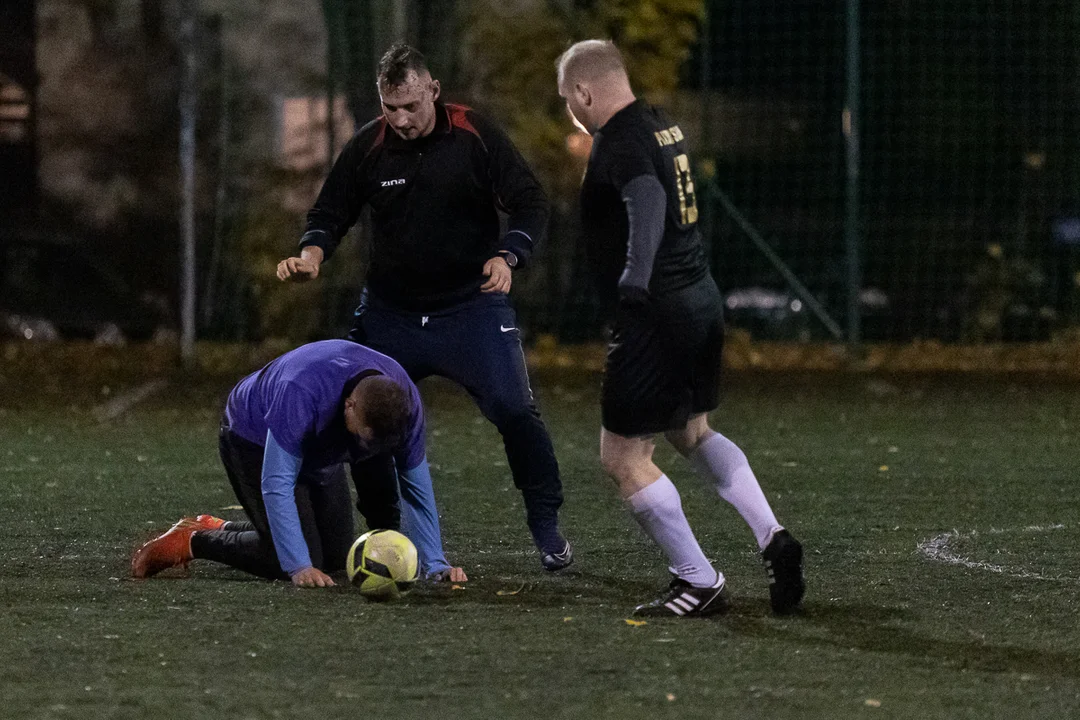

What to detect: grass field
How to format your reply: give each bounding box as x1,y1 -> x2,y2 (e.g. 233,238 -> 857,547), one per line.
2,364 -> 1079,719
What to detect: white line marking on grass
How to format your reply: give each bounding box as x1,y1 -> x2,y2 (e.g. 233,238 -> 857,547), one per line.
918,525 -> 1078,583
987,524 -> 1065,534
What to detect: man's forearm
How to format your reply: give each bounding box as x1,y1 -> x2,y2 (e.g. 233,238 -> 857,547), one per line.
620,174 -> 667,292
501,197 -> 547,269
261,432 -> 313,575
477,112 -> 548,268
398,459 -> 452,575
300,133 -> 366,261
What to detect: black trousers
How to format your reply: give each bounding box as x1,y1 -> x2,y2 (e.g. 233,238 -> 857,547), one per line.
349,290 -> 564,552
190,426 -> 401,580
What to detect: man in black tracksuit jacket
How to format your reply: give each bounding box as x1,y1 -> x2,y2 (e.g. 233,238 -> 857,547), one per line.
277,44 -> 571,571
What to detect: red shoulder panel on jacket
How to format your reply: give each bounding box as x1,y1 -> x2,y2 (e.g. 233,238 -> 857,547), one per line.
363,117 -> 389,159
446,103 -> 482,140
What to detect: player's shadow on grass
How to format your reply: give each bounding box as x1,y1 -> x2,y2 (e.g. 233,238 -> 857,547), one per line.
726,600 -> 1080,680
398,566 -> 660,608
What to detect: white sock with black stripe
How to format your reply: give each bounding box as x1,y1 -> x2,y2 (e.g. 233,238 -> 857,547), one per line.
626,475 -> 721,588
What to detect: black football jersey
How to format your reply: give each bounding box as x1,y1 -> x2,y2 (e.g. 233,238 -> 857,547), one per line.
580,100 -> 709,309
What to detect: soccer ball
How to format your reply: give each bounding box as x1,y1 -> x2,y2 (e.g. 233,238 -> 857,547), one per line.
346,529 -> 419,601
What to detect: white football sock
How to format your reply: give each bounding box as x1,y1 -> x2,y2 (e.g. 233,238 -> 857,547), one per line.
626,475 -> 720,588
690,432 -> 781,550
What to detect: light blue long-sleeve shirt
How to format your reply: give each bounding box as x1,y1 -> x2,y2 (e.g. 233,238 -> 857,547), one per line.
262,431 -> 451,577
399,459 -> 451,576
261,430 -> 309,575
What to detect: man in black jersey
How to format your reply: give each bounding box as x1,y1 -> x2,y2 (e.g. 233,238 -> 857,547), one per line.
557,40 -> 804,616
276,44 -> 571,572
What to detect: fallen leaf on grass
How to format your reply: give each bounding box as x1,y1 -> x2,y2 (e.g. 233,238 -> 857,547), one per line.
563,617 -> 573,622
865,699 -> 881,707
624,619 -> 647,627
496,583 -> 526,596
451,585 -> 466,591
666,694 -> 676,702
221,505 -> 243,510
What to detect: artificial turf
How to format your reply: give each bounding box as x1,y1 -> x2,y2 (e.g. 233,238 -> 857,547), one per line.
1,363 -> 1078,718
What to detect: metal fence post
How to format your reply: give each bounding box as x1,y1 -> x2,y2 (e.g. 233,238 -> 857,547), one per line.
179,0 -> 198,366
844,0 -> 862,349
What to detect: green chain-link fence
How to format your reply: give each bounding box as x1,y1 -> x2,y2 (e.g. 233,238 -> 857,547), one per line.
113,0 -> 1080,347
692,0 -> 1080,344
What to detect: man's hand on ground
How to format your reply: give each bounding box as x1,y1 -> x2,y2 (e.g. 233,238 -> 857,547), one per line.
480,256 -> 511,294
427,567 -> 469,583
291,567 -> 336,587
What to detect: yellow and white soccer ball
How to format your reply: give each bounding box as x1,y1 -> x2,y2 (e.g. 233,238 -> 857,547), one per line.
346,529 -> 419,601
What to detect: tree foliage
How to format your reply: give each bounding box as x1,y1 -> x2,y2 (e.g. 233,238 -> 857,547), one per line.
589,0 -> 704,96
460,0 -> 704,206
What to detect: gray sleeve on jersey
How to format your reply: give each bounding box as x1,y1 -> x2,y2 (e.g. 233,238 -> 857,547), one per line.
619,174 -> 667,292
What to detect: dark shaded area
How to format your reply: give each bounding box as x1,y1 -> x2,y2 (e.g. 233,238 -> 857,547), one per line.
0,233 -> 166,341
0,0 -> 37,214
691,0 -> 1080,341
728,601 -> 1080,680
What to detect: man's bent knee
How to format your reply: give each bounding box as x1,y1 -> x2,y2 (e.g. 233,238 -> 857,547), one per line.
665,414 -> 713,456
600,430 -> 660,495
599,448 -> 627,481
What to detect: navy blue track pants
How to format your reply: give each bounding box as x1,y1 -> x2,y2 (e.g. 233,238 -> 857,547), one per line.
347,290 -> 564,552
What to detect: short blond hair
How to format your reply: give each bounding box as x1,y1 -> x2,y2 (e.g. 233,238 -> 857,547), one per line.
556,40 -> 627,86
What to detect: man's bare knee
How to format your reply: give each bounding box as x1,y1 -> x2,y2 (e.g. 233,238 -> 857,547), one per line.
599,448 -> 626,480
665,415 -> 712,456
664,428 -> 696,455
601,444 -> 645,479
600,430 -> 657,490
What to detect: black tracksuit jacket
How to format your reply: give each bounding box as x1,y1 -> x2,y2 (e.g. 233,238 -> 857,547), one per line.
300,102 -> 549,312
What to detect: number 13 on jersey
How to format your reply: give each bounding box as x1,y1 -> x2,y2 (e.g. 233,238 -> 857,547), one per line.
673,154 -> 699,225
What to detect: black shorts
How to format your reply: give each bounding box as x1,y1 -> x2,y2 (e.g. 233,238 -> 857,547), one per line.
601,275 -> 724,437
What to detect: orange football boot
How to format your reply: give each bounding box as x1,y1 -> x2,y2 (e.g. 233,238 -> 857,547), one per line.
193,514 -> 227,530
131,518 -> 199,578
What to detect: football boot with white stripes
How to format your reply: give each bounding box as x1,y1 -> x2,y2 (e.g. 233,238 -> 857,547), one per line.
633,575 -> 730,618
763,529 -> 805,614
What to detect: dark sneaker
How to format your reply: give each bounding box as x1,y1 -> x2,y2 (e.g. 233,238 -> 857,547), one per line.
540,539 -> 574,571
633,576 -> 730,618
763,529 -> 805,614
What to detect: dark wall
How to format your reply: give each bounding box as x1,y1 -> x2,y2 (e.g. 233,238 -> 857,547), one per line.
0,0 -> 37,215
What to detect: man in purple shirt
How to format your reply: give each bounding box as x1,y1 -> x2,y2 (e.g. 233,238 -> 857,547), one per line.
131,340 -> 464,587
